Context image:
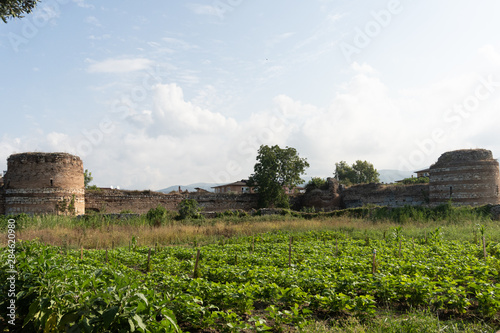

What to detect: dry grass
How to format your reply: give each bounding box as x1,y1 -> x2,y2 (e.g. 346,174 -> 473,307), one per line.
7,216 -> 369,249
4,212 -> 495,249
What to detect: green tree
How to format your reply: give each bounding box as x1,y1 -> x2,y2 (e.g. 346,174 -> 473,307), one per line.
305,177 -> 329,192
146,205 -> 168,227
248,145 -> 309,208
334,160 -> 380,185
401,176 -> 429,184
1,0 -> 40,23
178,199 -> 201,220
84,169 -> 94,189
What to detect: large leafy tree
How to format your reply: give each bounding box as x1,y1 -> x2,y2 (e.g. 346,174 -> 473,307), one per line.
334,160 -> 380,185
1,0 -> 40,23
248,145 -> 309,208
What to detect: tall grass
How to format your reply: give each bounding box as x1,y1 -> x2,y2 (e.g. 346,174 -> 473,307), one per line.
1,203 -> 499,249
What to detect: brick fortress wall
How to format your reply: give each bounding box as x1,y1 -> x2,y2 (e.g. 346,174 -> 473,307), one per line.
341,183 -> 429,209
2,153 -> 85,215
429,149 -> 500,206
85,189 -> 259,214
1,148 -> 499,216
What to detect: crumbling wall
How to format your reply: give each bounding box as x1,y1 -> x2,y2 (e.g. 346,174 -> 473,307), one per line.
3,153 -> 85,215
341,183 -> 429,208
295,178 -> 342,211
85,189 -> 259,214
0,189 -> 5,215
429,149 -> 500,206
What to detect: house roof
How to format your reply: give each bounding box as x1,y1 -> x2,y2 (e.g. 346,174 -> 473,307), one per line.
414,168 -> 430,173
212,179 -> 250,188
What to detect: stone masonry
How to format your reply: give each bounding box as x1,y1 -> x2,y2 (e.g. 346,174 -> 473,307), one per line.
1,152 -> 85,215
0,149 -> 499,215
429,149 -> 500,206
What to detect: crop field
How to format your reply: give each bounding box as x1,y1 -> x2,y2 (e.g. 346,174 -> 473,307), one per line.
2,214 -> 500,332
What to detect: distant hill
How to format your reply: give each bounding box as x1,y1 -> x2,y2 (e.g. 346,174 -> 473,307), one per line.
157,170 -> 414,193
158,182 -> 221,193
378,169 -> 414,184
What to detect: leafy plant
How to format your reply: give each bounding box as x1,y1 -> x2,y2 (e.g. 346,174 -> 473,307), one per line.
178,199 -> 201,220
146,205 -> 169,227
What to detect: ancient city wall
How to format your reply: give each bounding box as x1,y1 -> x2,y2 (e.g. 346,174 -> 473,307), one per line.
85,189 -> 259,214
2,149 -> 499,216
341,183 -> 429,209
3,153 -> 85,215
429,149 -> 500,206
294,178 -> 342,211
0,190 -> 5,215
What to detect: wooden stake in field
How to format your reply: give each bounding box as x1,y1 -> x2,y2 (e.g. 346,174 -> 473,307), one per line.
147,248 -> 152,272
483,235 -> 487,259
193,249 -> 201,278
372,249 -> 377,274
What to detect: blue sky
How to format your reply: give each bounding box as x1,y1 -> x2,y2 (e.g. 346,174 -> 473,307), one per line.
1,0 -> 500,190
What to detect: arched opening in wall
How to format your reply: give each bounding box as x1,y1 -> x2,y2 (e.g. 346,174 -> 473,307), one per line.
50,179 -> 53,187
449,186 -> 453,199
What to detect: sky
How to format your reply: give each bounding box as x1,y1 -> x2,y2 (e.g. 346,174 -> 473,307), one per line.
1,0 -> 500,190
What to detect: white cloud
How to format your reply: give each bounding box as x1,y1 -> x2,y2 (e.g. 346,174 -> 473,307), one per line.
145,83 -> 238,136
4,47 -> 500,189
478,45 -> 500,68
85,16 -> 102,27
162,37 -> 198,51
351,62 -> 376,74
88,34 -> 111,41
186,3 -> 223,17
87,58 -> 153,74
73,0 -> 95,9
266,32 -> 295,48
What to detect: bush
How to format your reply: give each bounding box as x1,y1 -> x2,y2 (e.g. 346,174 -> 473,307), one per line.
178,199 -> 201,220
305,177 -> 329,192
400,176 -> 429,184
146,205 -> 168,227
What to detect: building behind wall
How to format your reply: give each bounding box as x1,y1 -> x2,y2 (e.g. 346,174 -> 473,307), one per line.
1,149 -> 499,216
2,152 -> 85,215
429,149 -> 500,206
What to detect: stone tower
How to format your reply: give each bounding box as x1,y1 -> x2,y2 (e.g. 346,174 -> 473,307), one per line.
3,152 -> 85,215
429,149 -> 500,206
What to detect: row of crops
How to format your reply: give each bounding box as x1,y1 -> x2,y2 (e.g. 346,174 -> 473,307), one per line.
2,229 -> 500,332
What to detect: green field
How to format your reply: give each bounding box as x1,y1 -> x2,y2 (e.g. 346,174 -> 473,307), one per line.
2,206 -> 500,332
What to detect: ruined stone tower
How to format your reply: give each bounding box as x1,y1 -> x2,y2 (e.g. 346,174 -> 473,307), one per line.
2,152 -> 85,215
429,149 -> 500,206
